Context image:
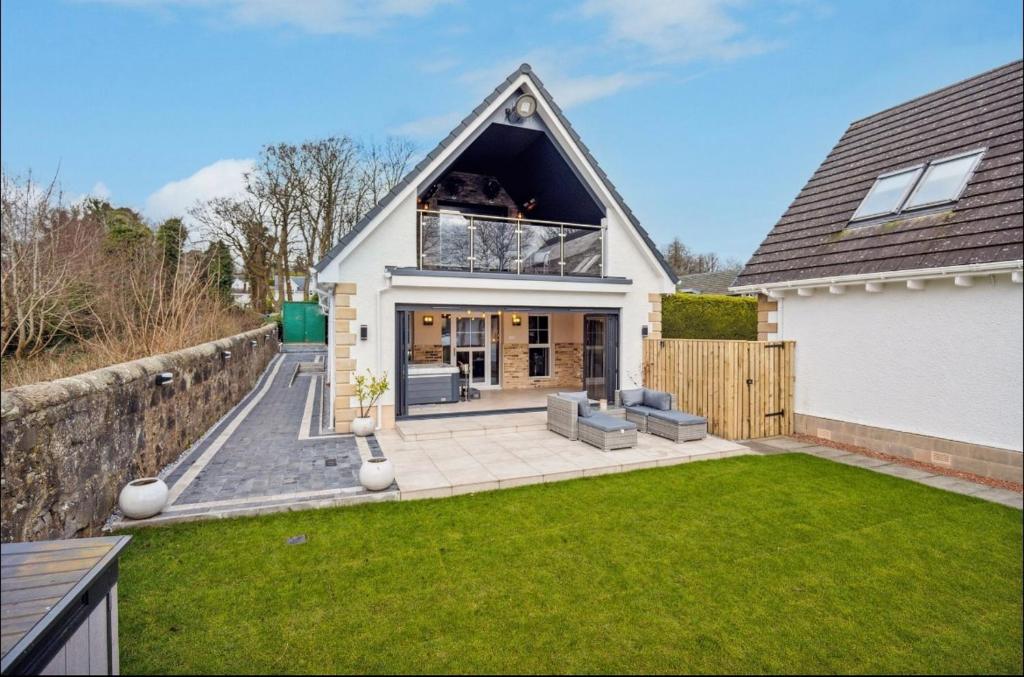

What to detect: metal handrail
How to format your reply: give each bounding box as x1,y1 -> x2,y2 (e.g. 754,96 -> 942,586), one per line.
417,209 -> 602,230
416,209 -> 604,276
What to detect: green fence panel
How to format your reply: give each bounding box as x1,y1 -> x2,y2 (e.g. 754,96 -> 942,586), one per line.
282,301 -> 325,343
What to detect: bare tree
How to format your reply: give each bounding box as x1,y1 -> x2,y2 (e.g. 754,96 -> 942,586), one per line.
190,197 -> 275,313
662,237 -> 725,276
295,136 -> 361,280
346,137 -> 415,235
247,143 -> 302,308
0,171 -> 102,358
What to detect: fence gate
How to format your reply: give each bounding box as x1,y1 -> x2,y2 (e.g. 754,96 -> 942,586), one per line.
282,301 -> 326,344
641,338 -> 795,440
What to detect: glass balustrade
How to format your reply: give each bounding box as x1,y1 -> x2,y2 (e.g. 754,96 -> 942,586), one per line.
417,210 -> 603,277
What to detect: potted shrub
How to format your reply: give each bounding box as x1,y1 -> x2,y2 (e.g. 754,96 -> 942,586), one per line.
351,369 -> 389,437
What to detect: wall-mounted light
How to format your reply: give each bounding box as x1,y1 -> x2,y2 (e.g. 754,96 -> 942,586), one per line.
360,325 -> 368,341
511,313 -> 522,326
155,372 -> 174,386
222,350 -> 232,359
250,339 -> 258,348
422,315 -> 434,326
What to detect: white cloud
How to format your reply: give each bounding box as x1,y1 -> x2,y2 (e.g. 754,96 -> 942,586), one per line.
459,50 -> 653,110
86,0 -> 454,34
580,0 -> 779,63
89,181 -> 111,200
389,111 -> 462,140
145,158 -> 253,222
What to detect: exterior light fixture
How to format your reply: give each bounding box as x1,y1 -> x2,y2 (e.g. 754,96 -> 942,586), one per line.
423,315 -> 434,326
222,350 -> 232,359
155,372 -> 174,386
511,314 -> 522,326
250,340 -> 258,347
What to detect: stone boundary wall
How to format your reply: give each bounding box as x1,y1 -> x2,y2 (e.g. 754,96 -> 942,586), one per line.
1,325 -> 279,542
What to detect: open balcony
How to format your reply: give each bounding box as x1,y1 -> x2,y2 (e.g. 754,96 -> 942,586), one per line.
416,209 -> 604,277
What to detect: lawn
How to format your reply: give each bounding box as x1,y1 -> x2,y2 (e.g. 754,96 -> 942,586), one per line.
117,454 -> 1023,674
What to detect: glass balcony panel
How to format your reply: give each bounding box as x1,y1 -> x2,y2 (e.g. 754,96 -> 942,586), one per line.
520,222 -> 563,275
472,218 -> 518,273
419,212 -> 470,271
561,227 -> 602,277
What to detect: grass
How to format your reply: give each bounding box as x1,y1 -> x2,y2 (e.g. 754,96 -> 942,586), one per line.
117,454 -> 1023,674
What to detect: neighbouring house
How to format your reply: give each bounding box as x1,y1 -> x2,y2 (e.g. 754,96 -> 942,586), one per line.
312,64 -> 677,431
232,275 -> 308,307
675,268 -> 745,295
732,60 -> 1023,482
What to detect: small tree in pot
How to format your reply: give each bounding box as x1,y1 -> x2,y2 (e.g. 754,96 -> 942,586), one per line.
351,369 -> 389,436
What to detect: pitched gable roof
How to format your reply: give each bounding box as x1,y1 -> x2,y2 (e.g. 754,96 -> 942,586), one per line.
734,60 -> 1023,288
676,268 -> 742,295
313,64 -> 677,283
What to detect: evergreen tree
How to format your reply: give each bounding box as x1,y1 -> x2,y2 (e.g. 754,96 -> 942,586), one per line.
206,240 -> 235,301
156,218 -> 188,270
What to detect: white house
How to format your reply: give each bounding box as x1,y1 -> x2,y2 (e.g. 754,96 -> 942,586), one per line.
732,60 -> 1023,482
313,64 -> 677,432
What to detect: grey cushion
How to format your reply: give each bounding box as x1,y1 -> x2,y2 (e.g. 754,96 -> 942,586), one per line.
578,412 -> 637,432
619,388 -> 645,407
649,409 -> 706,425
558,391 -> 591,418
624,404 -> 658,417
643,389 -> 672,411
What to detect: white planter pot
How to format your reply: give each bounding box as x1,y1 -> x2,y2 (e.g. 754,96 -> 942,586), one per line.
118,478 -> 169,519
351,416 -> 375,437
359,457 -> 395,491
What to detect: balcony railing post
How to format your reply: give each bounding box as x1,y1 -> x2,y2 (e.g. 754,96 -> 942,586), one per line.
468,215 -> 474,273
516,218 -> 522,274
559,225 -> 565,276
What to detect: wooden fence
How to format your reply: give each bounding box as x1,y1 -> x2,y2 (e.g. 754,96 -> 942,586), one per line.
642,338 -> 795,440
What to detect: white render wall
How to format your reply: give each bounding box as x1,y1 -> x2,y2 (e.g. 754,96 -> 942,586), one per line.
329,196 -> 670,411
777,275 -> 1023,452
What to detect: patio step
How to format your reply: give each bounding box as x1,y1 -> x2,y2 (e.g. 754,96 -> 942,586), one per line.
396,411 -> 548,440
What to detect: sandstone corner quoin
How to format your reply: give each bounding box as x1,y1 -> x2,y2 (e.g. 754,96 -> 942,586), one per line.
0,325 -> 279,542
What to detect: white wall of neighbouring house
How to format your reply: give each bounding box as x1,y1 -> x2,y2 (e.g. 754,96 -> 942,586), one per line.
777,274 -> 1023,452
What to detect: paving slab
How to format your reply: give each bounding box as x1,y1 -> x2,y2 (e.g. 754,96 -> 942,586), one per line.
744,437 -> 1022,509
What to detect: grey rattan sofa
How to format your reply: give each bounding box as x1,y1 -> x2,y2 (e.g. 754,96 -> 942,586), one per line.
614,388 -> 708,442
547,393 -> 637,451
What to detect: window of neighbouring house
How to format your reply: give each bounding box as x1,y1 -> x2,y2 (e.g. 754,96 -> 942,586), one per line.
850,165 -> 923,221
904,150 -> 985,209
528,315 -> 550,378
850,148 -> 985,225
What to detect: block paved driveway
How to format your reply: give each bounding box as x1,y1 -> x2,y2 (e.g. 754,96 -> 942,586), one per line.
123,348 -> 394,526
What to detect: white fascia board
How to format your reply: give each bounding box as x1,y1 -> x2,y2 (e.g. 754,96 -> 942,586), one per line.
729,259 -> 1024,294
389,273 -> 630,295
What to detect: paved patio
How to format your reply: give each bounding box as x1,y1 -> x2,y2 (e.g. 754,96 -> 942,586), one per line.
378,412 -> 751,500
110,350 -> 1020,529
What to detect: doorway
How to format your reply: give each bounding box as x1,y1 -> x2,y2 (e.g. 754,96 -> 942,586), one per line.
583,313 -> 618,402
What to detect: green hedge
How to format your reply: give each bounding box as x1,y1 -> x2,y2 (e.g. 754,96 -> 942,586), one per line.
661,293 -> 757,340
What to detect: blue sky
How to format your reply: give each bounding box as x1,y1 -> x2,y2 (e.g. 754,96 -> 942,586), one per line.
2,0 -> 1021,262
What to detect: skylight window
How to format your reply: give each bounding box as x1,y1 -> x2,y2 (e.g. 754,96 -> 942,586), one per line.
849,149 -> 985,224
851,166 -> 923,220
904,150 -> 984,209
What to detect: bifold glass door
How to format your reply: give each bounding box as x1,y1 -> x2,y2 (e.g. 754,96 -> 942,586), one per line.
583,313 -> 618,402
